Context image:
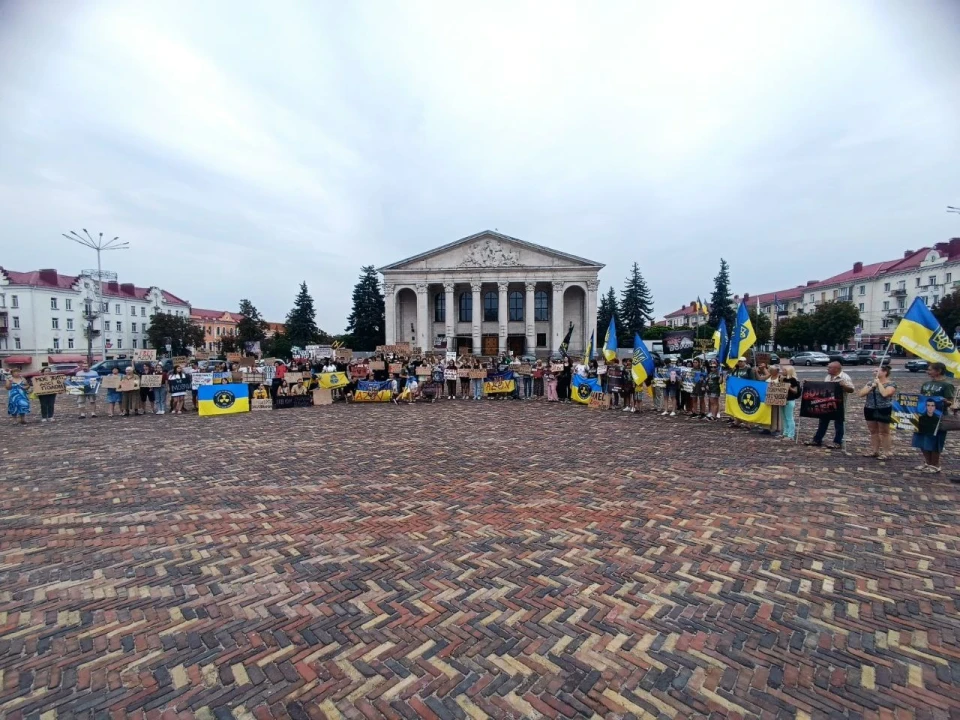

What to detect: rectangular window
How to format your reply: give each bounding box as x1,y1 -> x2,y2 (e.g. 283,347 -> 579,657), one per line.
133,339 -> 138,348
508,291 -> 523,322
51,317 -> 59,329
14,337 -> 20,349
11,295 -> 18,308
141,307 -> 146,316
898,299 -> 906,310
66,318 -> 74,330
0,294 -> 4,308
132,322 -> 137,332
65,299 -> 72,311
102,302 -> 109,313
882,319 -> 890,329
115,304 -> 121,314
84,301 -> 93,315
883,300 -> 891,311
948,273 -> 953,284
131,306 -> 136,315
51,297 -> 58,310
809,294 -> 814,302
534,291 -> 549,321
12,316 -> 19,329
916,278 -> 921,287
216,327 -> 221,336
67,338 -> 74,349
142,323 -> 148,333
832,289 -> 838,299
933,295 -> 940,305
536,332 -> 547,348
859,285 -> 865,295
883,282 -> 890,291
116,322 -> 122,333
858,303 -> 864,312
105,338 -> 111,348
53,338 -> 60,350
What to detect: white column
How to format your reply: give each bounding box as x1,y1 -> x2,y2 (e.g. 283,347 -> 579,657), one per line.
471,281 -> 482,354
384,283 -> 396,345
524,282 -> 536,356
497,281 -> 509,354
415,282 -> 429,351
444,282 -> 455,352
552,280 -> 564,351
586,279 -> 600,355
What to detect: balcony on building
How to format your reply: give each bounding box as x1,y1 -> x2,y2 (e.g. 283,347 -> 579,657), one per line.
889,287 -> 907,297
0,310 -> 7,336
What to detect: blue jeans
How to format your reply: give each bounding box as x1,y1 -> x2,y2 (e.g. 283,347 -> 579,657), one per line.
522,376 -> 533,398
813,417 -> 844,445
471,378 -> 484,399
782,400 -> 796,439
155,386 -> 167,412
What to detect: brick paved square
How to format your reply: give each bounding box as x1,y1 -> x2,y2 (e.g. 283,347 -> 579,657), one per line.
2,388 -> 959,719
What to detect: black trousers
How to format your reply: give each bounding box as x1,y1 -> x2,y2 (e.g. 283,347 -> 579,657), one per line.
39,394 -> 56,419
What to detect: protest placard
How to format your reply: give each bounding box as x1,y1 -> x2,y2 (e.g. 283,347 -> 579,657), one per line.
225,353 -> 242,363
550,363 -> 564,372
245,372 -> 265,384
231,372 -> 244,383
119,377 -> 140,392
350,365 -> 369,380
191,372 -> 213,389
273,395 -> 313,409
139,374 -> 163,388
239,357 -> 256,368
652,378 -> 666,388
368,361 -> 385,371
251,399 -> 273,411
32,374 -> 66,395
469,369 -> 487,379
168,377 -> 191,395
445,351 -> 457,363
458,368 -> 471,378
285,372 -> 304,384
800,381 -> 844,420
173,356 -> 189,367
588,391 -> 607,409
416,366 -> 432,377
335,348 -> 353,362
389,363 -> 402,374
312,388 -> 333,405
765,383 -> 789,406
193,351 -> 209,360
133,349 -> 157,363
518,364 -> 532,375
681,381 -> 694,393
444,369 -> 459,381
313,345 -> 334,360
755,352 -> 772,367
101,375 -> 122,389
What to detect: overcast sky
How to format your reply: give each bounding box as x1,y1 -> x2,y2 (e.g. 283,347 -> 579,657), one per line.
1,1 -> 959,329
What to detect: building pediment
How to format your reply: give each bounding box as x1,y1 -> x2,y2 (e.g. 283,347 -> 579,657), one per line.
378,230 -> 603,273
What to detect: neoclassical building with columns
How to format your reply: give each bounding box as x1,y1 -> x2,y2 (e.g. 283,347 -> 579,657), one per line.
378,231 -> 603,357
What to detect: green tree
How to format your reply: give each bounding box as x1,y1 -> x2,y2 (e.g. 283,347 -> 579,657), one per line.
709,259 -> 736,331
812,301 -> 861,348
218,335 -> 240,354
236,299 -> 268,350
597,286 -> 620,343
933,290 -> 960,339
345,266 -> 385,350
146,313 -> 205,356
642,325 -> 670,341
775,314 -> 816,350
620,263 -> 654,337
263,330 -> 292,360
285,282 -> 320,348
748,308 -> 772,347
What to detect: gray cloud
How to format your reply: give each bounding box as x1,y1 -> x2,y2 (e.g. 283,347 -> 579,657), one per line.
1,0 -> 958,328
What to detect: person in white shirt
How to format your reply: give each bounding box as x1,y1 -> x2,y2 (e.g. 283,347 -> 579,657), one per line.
805,361 -> 855,448
322,360 -> 337,374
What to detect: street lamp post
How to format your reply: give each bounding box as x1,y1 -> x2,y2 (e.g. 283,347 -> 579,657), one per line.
63,230 -> 129,362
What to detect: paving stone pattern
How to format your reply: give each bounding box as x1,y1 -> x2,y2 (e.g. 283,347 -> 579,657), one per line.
2,382 -> 960,719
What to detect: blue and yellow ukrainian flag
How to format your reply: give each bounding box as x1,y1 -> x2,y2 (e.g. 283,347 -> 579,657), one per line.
724,377 -> 771,425
198,383 -> 250,417
353,380 -> 393,402
697,296 -> 709,316
891,297 -> 960,376
725,302 -> 757,369
713,318 -> 729,367
571,374 -> 602,404
316,371 -> 350,389
583,330 -> 595,365
631,333 -> 655,386
483,371 -> 516,394
602,318 -> 618,362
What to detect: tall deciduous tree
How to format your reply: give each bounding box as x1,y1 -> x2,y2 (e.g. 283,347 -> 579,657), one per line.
933,291 -> 960,340
597,286 -> 620,342
775,314 -> 816,350
236,299 -> 268,348
620,263 -> 653,337
709,259 -> 736,330
812,301 -> 861,348
345,266 -> 385,350
285,282 -> 320,348
146,313 -> 205,356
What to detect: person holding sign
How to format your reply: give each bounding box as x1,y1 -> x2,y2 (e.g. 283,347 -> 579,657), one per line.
153,364 -> 168,415
912,362 -> 955,473
544,363 -> 558,402
139,363 -> 157,415
5,367 -> 30,424
856,365 -> 897,459
120,366 -> 141,416
704,360 -> 723,420
36,366 -> 59,422
168,365 -> 189,414
805,362 -> 854,449
253,383 -> 269,400
780,365 -> 801,440
75,362 -> 100,419
105,367 -> 123,416
762,365 -> 783,436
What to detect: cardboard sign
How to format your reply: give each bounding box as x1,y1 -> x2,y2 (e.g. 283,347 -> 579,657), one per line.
226,353 -> 242,362
652,378 -> 666,388
101,375 -> 122,389
368,361 -> 385,371
139,374 -> 163,388
416,366 -> 432,377
313,345 -> 334,360
231,371 -> 244,382
239,357 -> 256,368
285,372 -> 304,384
518,364 -> 532,375
133,349 -> 157,362
32,374 -> 66,395
550,363 -> 564,372
193,351 -> 209,360
765,383 -> 789,406
119,377 -> 140,392
588,391 -> 607,409
444,369 -> 459,381
245,372 -> 265,384
335,348 -> 353,362
312,388 -> 333,406
469,370 -> 487,379
251,398 -> 273,411
172,356 -> 189,367
389,363 -> 402,374
458,369 -> 471,378
350,365 -> 370,380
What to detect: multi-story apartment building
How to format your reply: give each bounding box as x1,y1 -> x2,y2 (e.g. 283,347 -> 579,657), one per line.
0,267 -> 190,368
190,308 -> 243,352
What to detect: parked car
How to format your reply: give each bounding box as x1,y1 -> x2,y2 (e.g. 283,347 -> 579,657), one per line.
790,351 -> 831,366
90,358 -> 134,376
905,359 -> 929,373
831,350 -> 860,365
857,349 -> 887,365
23,363 -> 81,381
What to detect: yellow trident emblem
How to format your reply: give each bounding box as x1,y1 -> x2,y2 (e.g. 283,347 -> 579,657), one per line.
740,326 -> 749,339
930,327 -> 955,353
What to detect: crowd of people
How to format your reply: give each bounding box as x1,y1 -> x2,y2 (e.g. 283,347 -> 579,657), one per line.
4,351 -> 957,479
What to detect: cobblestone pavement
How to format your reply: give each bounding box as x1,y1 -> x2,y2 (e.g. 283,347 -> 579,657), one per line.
2,385 -> 960,719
